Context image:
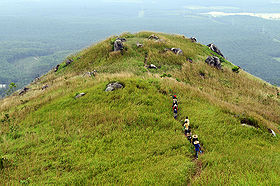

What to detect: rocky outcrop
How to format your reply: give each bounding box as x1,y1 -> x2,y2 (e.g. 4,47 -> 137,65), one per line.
114,39 -> 125,51
105,82 -> 124,92
205,56 -> 222,69
207,44 -> 224,58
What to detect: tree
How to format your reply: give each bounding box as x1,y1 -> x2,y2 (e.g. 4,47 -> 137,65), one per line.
5,82 -> 16,96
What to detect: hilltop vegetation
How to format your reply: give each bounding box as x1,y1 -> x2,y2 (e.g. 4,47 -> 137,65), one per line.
0,32 -> 280,185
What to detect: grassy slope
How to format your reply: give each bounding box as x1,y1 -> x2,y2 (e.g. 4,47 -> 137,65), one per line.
0,32 -> 280,185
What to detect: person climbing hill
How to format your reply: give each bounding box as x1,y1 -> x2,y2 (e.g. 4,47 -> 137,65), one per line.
192,135 -> 199,145
183,123 -> 191,137
193,141 -> 203,159
173,108 -> 178,119
173,104 -> 178,111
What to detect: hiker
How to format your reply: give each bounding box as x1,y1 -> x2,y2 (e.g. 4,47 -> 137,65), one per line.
174,108 -> 178,119
193,141 -> 203,159
187,132 -> 192,143
183,123 -> 191,136
173,104 -> 178,111
183,116 -> 189,126
192,135 -> 199,145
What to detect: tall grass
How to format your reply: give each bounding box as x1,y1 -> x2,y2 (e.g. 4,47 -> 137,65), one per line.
0,32 -> 279,184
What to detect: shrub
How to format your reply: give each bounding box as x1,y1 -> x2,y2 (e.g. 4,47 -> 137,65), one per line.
232,66 -> 240,73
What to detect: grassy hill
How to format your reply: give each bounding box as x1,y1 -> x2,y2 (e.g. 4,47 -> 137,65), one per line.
0,32 -> 280,185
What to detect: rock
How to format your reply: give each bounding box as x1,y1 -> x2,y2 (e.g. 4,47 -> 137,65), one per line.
75,93 -> 86,99
137,42 -> 143,48
187,58 -> 193,63
117,38 -> 127,42
207,43 -> 224,58
148,64 -> 157,69
205,56 -> 222,69
66,59 -> 74,66
105,82 -> 124,92
19,87 -> 29,96
171,48 -> 183,55
114,39 -> 124,51
148,34 -> 159,40
83,70 -> 97,77
268,128 -> 276,137
42,85 -> 48,90
54,64 -> 60,72
190,37 -> 197,43
165,48 -> 183,55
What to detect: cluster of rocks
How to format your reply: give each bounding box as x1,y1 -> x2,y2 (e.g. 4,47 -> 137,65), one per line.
205,56 -> 222,69
165,48 -> 183,55
207,44 -> 224,58
105,82 -> 124,92
114,38 -> 126,51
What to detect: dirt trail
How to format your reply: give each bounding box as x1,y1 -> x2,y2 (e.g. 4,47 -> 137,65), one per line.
188,159 -> 203,186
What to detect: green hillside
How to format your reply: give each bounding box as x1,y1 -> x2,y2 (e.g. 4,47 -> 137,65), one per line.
0,32 -> 280,185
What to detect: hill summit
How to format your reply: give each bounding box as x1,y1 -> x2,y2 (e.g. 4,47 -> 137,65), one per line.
1,32 -> 280,185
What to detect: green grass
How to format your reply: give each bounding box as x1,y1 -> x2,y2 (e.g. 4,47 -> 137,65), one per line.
0,32 -> 279,185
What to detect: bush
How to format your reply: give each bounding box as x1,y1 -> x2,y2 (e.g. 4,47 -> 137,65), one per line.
232,66 -> 240,73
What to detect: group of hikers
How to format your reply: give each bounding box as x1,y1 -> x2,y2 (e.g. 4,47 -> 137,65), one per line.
172,95 -> 203,159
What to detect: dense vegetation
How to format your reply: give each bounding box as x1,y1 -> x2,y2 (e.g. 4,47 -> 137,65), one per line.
0,32 -> 279,184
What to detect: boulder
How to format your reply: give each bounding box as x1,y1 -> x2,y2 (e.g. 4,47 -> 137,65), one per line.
207,43 -> 224,58
105,82 -> 124,92
190,37 -> 197,43
148,64 -> 157,69
42,85 -> 48,90
54,64 -> 60,72
19,87 -> 29,96
114,39 -> 124,51
205,56 -> 222,69
165,48 -> 183,55
75,93 -> 86,99
66,59 -> 74,66
171,48 -> 183,55
268,128 -> 276,137
148,34 -> 159,40
137,42 -> 143,48
83,70 -> 97,77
